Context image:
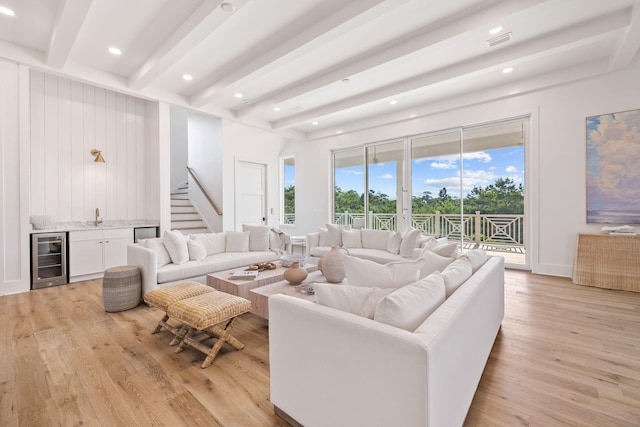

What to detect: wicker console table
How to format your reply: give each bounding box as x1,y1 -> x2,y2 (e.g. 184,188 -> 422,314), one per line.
572,233 -> 640,292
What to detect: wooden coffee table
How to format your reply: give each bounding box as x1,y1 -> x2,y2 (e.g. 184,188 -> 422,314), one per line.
206,262 -> 318,300
249,270 -> 329,319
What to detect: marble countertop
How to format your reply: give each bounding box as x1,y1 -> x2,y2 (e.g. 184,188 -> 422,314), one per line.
30,219 -> 159,233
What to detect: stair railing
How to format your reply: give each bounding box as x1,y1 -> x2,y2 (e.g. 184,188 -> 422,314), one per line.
186,166 -> 222,216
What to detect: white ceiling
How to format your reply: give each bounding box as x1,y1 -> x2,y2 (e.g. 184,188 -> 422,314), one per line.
1,0 -> 639,140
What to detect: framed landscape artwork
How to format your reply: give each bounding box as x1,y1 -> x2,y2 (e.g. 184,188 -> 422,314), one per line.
586,108 -> 640,223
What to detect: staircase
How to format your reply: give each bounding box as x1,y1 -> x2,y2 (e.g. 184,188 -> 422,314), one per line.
171,185 -> 210,234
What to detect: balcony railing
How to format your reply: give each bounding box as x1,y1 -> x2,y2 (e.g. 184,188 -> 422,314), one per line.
334,211 -> 525,254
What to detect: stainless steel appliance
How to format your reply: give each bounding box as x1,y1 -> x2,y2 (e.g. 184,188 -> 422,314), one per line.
31,232 -> 67,289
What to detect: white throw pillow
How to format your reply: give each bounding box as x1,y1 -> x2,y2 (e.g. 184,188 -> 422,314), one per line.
187,238 -> 207,261
192,232 -> 226,256
226,231 -> 250,252
441,257 -> 473,297
374,272 -> 446,332
360,229 -> 391,251
242,224 -> 270,251
416,234 -> 436,248
423,239 -> 458,257
343,255 -> 424,289
318,228 -> 328,246
162,230 -> 189,265
341,229 -> 362,248
386,231 -> 402,254
399,228 -> 422,258
314,284 -> 394,319
462,249 -> 488,272
142,238 -> 171,267
326,224 -> 350,246
419,250 -> 455,279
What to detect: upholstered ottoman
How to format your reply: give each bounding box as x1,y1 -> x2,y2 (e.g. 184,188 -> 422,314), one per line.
167,292 -> 251,368
102,265 -> 141,312
143,281 -> 214,344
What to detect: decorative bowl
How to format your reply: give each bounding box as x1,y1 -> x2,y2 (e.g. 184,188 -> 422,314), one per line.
281,254 -> 307,268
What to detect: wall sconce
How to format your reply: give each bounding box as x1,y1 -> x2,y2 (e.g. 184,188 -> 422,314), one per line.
90,149 -> 105,163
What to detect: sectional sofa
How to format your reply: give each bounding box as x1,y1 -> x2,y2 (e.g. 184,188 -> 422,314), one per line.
307,225 -> 454,263
128,226 -> 289,295
269,253 -> 504,427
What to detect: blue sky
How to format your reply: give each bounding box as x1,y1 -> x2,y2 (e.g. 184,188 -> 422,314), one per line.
335,146 -> 524,200
284,164 -> 295,187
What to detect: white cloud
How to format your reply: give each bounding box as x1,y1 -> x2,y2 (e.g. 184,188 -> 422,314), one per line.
431,162 -> 455,169
381,173 -> 393,179
342,169 -> 363,175
505,166 -> 517,173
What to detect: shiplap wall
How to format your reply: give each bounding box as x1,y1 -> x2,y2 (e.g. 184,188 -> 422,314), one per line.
30,70 -> 157,222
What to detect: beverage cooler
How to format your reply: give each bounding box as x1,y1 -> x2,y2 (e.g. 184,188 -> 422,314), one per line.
31,232 -> 68,289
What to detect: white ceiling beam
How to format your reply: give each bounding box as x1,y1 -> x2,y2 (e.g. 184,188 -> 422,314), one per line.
236,0 -> 546,119
308,60 -> 611,140
190,0 -> 391,107
272,10 -> 629,129
46,0 -> 93,69
128,0 -> 249,91
609,0 -> 640,71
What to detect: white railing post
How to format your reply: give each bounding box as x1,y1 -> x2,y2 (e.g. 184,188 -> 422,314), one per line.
475,211 -> 481,243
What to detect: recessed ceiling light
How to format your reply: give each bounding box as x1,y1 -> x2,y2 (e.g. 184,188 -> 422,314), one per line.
108,47 -> 122,55
182,74 -> 193,81
389,100 -> 397,105
0,6 -> 15,16
489,26 -> 503,35
221,2 -> 235,12
273,107 -> 280,112
409,114 -> 417,119
235,93 -> 243,98
502,67 -> 514,74
312,121 -> 319,126
336,131 -> 343,134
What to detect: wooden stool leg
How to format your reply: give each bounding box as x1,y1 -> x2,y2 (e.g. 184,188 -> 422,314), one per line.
206,324 -> 245,350
153,314 -> 169,334
175,327 -> 195,354
169,324 -> 189,346
201,318 -> 237,369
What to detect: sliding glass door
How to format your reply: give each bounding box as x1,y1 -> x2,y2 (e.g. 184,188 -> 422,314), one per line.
332,116 -> 527,267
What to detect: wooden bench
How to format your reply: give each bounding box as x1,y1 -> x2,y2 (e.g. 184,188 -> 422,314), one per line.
167,292 -> 251,368
143,281 -> 214,345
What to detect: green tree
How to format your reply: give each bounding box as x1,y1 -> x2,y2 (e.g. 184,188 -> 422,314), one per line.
284,185 -> 295,213
464,178 -> 524,214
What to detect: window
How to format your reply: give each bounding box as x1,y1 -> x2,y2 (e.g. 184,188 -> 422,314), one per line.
281,156 -> 295,225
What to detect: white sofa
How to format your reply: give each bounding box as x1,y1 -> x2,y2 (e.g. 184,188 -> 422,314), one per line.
307,226 -> 446,264
269,255 -> 504,427
128,227 -> 289,295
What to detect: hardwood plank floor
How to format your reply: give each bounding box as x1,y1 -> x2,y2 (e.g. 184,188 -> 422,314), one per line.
1,270 -> 639,426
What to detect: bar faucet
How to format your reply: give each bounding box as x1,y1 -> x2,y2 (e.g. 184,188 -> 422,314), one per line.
95,208 -> 102,225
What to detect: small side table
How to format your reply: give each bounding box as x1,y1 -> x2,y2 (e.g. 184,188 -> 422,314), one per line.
102,265 -> 141,312
572,233 -> 640,292
290,235 -> 307,257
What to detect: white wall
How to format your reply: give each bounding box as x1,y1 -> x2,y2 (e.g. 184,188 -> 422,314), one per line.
221,120 -> 290,231
29,70 -> 157,223
0,68 -> 161,296
187,111 -> 223,232
169,105 -> 188,191
0,60 -> 27,295
284,61 -> 640,277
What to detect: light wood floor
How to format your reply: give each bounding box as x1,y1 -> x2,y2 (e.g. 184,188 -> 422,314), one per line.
1,270 -> 639,426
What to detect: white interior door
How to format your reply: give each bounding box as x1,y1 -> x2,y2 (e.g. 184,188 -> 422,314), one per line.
236,161 -> 266,228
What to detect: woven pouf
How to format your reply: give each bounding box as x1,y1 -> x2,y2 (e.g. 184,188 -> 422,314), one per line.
102,265 -> 141,312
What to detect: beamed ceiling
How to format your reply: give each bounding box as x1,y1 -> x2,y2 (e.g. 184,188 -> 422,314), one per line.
1,0 -> 639,140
